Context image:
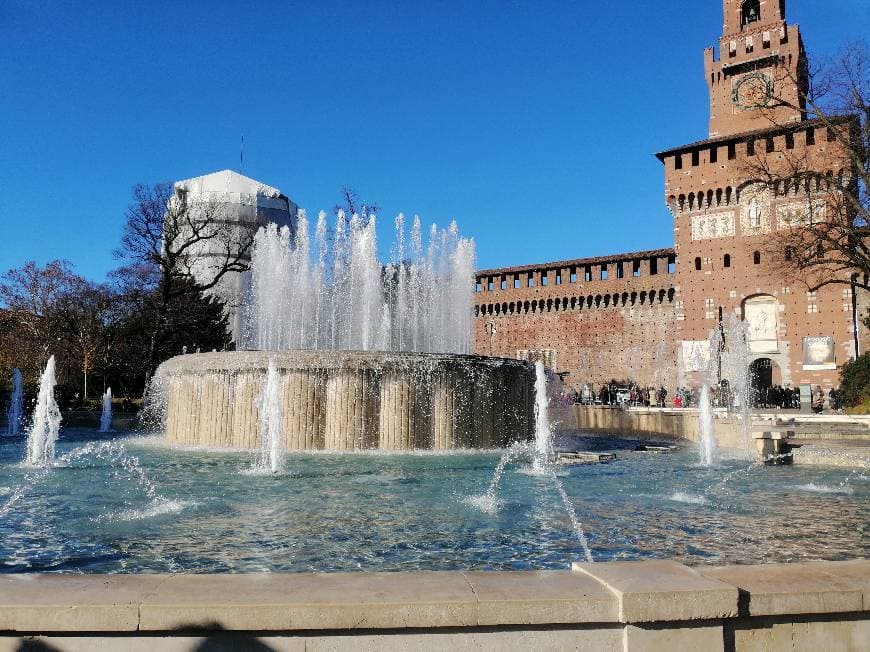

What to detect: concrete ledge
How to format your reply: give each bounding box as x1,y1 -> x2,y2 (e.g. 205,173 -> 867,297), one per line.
572,559 -> 738,623
702,560 -> 870,617
0,561 -> 867,651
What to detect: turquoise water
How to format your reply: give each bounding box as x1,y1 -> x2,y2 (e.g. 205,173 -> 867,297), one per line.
1,430 -> 867,573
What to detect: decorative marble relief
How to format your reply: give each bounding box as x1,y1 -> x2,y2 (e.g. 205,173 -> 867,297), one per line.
691,211 -> 735,241
777,200 -> 826,229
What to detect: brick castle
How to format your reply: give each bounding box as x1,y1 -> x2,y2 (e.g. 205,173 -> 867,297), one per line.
472,0 -> 868,396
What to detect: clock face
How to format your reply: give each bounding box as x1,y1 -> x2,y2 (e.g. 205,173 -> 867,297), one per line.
731,72 -> 774,111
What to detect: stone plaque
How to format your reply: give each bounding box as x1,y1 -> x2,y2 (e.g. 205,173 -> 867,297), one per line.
691,211 -> 735,241
681,340 -> 711,372
744,296 -> 778,353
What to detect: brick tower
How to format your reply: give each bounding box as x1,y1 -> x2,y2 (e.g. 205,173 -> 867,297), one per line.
705,0 -> 808,137
657,0 -> 860,393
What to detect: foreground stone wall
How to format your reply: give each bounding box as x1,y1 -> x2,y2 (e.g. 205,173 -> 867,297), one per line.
2,560 -> 867,651
157,351 -> 535,451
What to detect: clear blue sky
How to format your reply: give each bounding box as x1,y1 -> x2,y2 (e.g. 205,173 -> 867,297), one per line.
1,1 -> 866,281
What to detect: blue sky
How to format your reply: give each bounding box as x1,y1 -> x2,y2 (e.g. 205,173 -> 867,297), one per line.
1,1 -> 866,281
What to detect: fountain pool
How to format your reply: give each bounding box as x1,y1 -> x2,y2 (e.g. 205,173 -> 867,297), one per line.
1,429 -> 866,573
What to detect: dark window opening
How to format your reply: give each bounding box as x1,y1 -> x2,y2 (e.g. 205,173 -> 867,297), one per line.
555,274 -> 561,285
527,272 -> 534,288
674,155 -> 683,170
728,143 -> 736,160
668,256 -> 676,273
724,254 -> 731,268
584,266 -> 592,282
600,267 -> 608,281
747,140 -> 755,156
694,257 -> 702,271
691,150 -> 700,166
650,258 -> 659,275
541,274 -> 548,286
487,281 -> 494,291
500,279 -> 506,290
633,260 -> 641,277
616,262 -> 624,279
785,132 -> 794,149
785,246 -> 794,261
765,137 -> 775,153
710,147 -> 718,163
806,128 -> 815,145
514,277 -> 520,289
742,0 -> 760,26
753,251 -> 761,265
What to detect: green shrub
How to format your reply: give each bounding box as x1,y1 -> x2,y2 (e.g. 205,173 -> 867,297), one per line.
838,353 -> 870,407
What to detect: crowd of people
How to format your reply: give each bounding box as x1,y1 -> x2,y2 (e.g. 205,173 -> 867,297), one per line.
567,381 -> 844,414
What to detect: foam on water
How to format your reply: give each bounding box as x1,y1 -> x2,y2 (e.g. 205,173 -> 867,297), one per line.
669,491 -> 710,505
794,483 -> 854,495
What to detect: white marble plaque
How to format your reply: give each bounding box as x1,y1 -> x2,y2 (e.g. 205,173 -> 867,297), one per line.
744,297 -> 779,353
691,211 -> 735,241
681,340 -> 711,372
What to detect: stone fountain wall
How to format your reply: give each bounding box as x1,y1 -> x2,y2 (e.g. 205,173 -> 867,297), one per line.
156,351 -> 535,450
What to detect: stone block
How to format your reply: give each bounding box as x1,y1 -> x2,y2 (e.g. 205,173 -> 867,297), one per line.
572,560 -> 738,623
702,562 -> 867,616
463,570 -> 618,625
624,623 -> 723,651
0,574 -> 167,632
139,572 -> 477,631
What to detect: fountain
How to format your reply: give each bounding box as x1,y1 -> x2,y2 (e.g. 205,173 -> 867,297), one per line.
254,357 -> 284,473
721,313 -> 753,457
698,384 -> 716,466
99,387 -> 113,433
532,361 -> 553,471
155,211 -> 535,451
5,368 -> 24,437
24,356 -> 62,467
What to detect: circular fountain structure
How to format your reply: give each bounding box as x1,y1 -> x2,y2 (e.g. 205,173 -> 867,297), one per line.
158,350 -> 535,451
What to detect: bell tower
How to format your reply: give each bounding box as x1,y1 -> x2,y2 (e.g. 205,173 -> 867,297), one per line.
704,0 -> 808,137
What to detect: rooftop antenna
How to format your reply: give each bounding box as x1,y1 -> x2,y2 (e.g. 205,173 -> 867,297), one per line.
240,135 -> 244,174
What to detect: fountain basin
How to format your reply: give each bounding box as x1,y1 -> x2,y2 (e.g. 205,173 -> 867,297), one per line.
156,351 -> 535,450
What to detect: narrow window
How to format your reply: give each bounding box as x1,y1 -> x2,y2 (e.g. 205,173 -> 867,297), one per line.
674,155 -> 683,170
691,150 -> 700,166
724,254 -> 731,268
785,132 -> 794,149
541,273 -> 548,286
555,273 -> 561,285
570,268 -> 577,283
806,128 -> 815,146
668,256 -> 676,273
694,257 -> 702,271
747,140 -> 755,156
633,260 -> 641,277
527,272 -> 534,288
766,137 -> 775,153
728,143 -> 736,160
600,267 -> 608,280
584,266 -> 592,282
753,251 -> 761,265
650,258 -> 658,275
487,280 -> 494,291
513,277 -> 520,289
616,262 -> 624,279
475,281 -> 482,293
710,146 -> 718,163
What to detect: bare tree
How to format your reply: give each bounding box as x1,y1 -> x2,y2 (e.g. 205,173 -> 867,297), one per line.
115,182 -> 251,379
742,42 -> 869,293
332,186 -> 379,226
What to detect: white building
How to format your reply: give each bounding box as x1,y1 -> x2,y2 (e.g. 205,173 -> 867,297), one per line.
172,170 -> 297,343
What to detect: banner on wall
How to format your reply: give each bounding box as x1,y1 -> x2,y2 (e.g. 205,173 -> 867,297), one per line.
802,336 -> 836,370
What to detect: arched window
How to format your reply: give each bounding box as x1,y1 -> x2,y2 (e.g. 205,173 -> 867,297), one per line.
724,254 -> 731,268
742,0 -> 760,26
694,257 -> 702,271
753,251 -> 761,265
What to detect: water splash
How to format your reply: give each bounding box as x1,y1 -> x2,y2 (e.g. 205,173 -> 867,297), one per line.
698,384 -> 716,466
722,314 -> 753,459
532,361 -> 553,472
254,356 -> 284,474
25,356 -> 61,467
99,387 -> 113,433
241,212 -> 476,354
5,368 -> 24,436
